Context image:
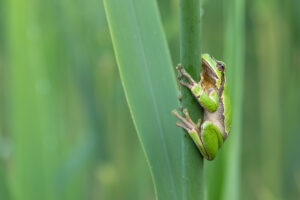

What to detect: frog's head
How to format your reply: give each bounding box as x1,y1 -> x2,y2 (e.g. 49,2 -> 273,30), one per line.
201,53 -> 226,89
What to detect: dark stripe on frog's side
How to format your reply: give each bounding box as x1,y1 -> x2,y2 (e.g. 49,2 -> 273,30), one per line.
217,70 -> 227,139
218,70 -> 232,138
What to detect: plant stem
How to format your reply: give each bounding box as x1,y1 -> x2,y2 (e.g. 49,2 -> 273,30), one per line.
179,0 -> 204,199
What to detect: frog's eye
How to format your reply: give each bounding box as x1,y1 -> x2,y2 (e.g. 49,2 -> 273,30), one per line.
217,62 -> 225,71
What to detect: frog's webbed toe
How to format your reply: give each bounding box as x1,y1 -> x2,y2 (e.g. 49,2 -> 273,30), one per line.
172,109 -> 201,132
176,64 -> 197,89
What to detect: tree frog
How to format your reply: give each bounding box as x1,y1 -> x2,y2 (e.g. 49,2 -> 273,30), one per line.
172,53 -> 232,160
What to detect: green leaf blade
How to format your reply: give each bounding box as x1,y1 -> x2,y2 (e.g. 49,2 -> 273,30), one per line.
103,0 -> 184,199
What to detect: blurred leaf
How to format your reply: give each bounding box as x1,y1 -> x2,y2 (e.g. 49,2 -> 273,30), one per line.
205,0 -> 245,199
103,0 -> 186,199
5,0 -> 91,199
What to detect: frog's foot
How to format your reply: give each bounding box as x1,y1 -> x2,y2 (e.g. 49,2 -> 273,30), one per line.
172,108 -> 201,132
173,109 -> 208,158
176,64 -> 197,89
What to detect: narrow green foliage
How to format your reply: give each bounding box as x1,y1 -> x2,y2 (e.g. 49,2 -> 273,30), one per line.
254,1 -> 282,198
6,0 -> 63,198
5,0 -> 97,199
103,0 -> 184,199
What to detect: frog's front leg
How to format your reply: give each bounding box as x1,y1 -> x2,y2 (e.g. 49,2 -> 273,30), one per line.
172,109 -> 223,160
176,64 -> 219,112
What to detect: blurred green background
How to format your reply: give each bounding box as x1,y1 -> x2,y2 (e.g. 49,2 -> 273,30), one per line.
0,0 -> 299,199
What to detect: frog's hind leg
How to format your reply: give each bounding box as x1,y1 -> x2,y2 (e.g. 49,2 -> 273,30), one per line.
200,121 -> 223,160
172,109 -> 195,131
172,109 -> 209,158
